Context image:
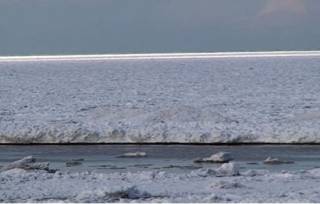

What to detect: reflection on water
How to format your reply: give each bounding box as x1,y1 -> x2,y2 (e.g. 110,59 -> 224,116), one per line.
1,145 -> 320,173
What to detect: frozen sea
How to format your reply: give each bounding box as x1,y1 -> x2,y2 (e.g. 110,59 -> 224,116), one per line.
2,51 -> 320,201
1,51 -> 320,143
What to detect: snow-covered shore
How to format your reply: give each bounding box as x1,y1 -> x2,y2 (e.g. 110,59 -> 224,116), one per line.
1,52 -> 320,143
2,163 -> 320,202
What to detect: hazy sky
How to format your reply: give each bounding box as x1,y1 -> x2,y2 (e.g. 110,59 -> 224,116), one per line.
0,0 -> 319,55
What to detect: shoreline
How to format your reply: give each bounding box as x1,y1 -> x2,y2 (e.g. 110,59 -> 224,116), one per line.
2,144 -> 320,202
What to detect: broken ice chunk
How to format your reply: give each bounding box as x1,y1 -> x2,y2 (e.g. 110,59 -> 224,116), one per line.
118,152 -> 147,158
194,152 -> 233,163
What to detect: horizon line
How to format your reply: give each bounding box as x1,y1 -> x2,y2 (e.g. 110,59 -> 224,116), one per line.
0,50 -> 320,62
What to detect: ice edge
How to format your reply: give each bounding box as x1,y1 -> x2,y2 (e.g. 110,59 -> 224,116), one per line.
0,51 -> 320,62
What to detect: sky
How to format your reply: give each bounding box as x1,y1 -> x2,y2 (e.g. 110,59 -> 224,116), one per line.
0,0 -> 319,55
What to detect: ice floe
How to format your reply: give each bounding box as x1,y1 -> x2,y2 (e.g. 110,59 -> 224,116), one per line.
263,157 -> 294,165
194,152 -> 233,163
0,156 -> 54,173
118,152 -> 147,158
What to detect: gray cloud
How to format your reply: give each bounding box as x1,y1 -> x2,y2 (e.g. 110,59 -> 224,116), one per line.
0,0 -> 319,55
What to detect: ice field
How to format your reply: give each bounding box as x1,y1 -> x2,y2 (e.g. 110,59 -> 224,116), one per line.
1,52 -> 320,143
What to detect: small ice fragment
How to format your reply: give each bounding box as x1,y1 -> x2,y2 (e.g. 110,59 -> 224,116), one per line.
0,156 -> 52,172
190,168 -> 217,177
118,152 -> 147,158
194,152 -> 233,163
190,162 -> 239,177
307,168 -> 320,177
76,186 -> 152,202
1,156 -> 35,171
215,162 -> 240,177
263,157 -> 294,165
242,169 -> 269,177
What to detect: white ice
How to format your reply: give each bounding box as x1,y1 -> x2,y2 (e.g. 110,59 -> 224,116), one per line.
1,163 -> 320,202
1,52 -> 320,143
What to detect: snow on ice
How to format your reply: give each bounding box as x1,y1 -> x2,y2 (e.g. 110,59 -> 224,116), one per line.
1,53 -> 320,143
